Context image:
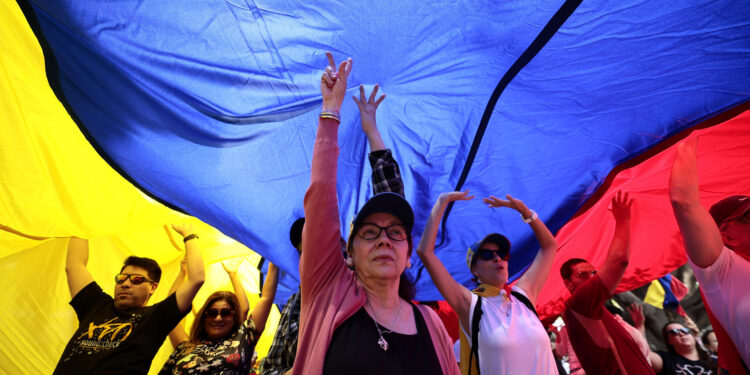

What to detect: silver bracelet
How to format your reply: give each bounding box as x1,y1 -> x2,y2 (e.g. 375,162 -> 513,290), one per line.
521,209 -> 538,223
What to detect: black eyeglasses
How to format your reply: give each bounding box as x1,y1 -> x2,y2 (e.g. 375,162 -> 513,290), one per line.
668,327 -> 691,336
205,308 -> 235,318
476,249 -> 510,262
356,223 -> 408,241
115,274 -> 154,285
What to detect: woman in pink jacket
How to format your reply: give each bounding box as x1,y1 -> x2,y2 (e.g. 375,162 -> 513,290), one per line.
291,52 -> 459,375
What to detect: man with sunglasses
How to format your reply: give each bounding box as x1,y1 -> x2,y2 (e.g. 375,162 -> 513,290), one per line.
559,191 -> 655,375
54,224 -> 205,375
670,137 -> 750,374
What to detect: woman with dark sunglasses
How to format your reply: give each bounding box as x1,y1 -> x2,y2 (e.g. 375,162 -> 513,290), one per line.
647,321 -> 717,375
417,191 -> 558,374
159,260 -> 279,374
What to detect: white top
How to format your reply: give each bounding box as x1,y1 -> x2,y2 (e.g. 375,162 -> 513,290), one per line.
690,246 -> 750,366
462,286 -> 556,375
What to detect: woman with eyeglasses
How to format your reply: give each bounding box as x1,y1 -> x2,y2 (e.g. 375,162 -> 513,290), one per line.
159,260 -> 278,374
647,321 -> 717,374
417,191 -> 558,374
289,52 -> 459,375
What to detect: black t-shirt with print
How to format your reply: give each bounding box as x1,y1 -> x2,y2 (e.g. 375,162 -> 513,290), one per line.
657,350 -> 714,375
54,281 -> 187,375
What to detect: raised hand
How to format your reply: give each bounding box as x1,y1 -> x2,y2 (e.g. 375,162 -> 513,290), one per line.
684,315 -> 700,336
171,223 -> 195,238
221,258 -> 243,275
611,191 -> 633,223
438,190 -> 475,205
483,194 -> 532,217
626,303 -> 645,330
321,51 -> 352,113
353,84 -> 385,133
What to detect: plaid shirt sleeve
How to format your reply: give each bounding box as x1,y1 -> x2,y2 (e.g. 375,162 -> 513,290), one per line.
369,149 -> 405,197
258,291 -> 301,375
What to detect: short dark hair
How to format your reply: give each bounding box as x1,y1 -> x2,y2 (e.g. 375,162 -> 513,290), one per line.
560,258 -> 588,280
289,217 -> 305,251
120,256 -> 162,283
700,329 -> 715,348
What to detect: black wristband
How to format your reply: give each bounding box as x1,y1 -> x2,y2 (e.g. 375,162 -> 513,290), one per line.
183,234 -> 199,242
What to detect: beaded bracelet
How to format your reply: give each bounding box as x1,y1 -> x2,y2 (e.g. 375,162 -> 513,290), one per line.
320,110 -> 341,123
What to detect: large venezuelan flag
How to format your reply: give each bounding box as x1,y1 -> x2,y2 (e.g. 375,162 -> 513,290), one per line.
3,0 -> 750,372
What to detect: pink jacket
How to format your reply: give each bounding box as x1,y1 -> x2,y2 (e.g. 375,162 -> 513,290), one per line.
292,117 -> 459,375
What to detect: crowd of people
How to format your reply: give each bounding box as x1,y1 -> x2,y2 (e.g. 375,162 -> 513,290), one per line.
51,53 -> 748,374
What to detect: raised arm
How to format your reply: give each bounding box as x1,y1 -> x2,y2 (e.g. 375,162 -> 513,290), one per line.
485,195 -> 557,304
171,224 -> 205,314
223,259 -> 249,319
167,258 -> 190,347
249,262 -> 279,334
300,52 -> 352,297
669,137 -> 723,268
65,237 -> 95,299
354,84 -> 406,197
627,303 -> 663,372
353,84 -> 386,152
417,191 -> 474,332
597,191 -> 633,295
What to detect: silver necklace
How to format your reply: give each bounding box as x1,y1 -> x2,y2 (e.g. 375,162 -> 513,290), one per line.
365,299 -> 402,351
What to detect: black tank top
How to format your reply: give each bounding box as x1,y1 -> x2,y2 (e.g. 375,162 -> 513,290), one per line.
322,303 -> 444,374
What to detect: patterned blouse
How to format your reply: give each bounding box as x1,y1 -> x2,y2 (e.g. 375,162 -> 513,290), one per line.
159,317 -> 259,375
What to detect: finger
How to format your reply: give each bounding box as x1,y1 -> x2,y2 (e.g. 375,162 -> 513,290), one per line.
339,58 -> 352,79
325,67 -> 337,81
359,84 -> 365,100
374,94 -> 386,107
326,51 -> 336,69
322,74 -> 334,87
352,95 -> 361,105
486,196 -> 503,204
369,84 -> 379,103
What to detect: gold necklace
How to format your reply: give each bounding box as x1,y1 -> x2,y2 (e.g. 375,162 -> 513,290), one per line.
365,299 -> 402,351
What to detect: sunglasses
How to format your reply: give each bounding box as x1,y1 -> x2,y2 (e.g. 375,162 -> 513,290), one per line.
668,327 -> 691,336
476,249 -> 510,262
575,270 -> 597,279
205,308 -> 235,318
114,273 -> 154,285
356,223 -> 408,241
